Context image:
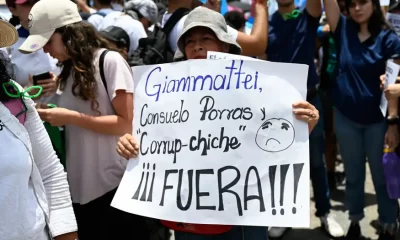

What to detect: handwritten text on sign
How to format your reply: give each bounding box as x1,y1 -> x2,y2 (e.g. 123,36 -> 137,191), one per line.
112,59 -> 310,228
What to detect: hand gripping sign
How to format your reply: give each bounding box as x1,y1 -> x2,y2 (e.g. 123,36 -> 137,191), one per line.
112,58 -> 310,228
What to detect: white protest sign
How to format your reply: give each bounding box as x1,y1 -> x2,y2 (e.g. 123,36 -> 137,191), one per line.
380,60 -> 400,117
112,59 -> 310,228
387,13 -> 400,36
207,51 -> 263,62
381,0 -> 390,6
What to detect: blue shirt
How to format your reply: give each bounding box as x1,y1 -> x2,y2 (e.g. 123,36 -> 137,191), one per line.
17,27 -> 29,38
267,9 -> 320,89
333,15 -> 400,124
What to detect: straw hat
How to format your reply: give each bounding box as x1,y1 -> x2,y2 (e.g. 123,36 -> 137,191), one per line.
0,20 -> 17,48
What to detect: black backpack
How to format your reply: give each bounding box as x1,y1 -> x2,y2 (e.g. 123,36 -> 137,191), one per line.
129,8 -> 190,66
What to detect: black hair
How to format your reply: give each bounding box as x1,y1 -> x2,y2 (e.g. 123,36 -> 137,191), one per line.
9,15 -> 20,27
97,0 -> 112,5
0,52 -> 16,102
345,0 -> 392,35
224,11 -> 246,31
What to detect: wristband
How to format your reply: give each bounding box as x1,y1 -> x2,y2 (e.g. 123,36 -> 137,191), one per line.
387,115 -> 399,125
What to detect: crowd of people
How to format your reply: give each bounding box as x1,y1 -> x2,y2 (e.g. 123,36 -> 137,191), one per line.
0,0 -> 400,239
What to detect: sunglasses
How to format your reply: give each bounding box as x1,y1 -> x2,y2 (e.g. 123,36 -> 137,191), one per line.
2,81 -> 43,118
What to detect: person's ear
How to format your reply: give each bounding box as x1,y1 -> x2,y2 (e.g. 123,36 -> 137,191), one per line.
123,48 -> 128,59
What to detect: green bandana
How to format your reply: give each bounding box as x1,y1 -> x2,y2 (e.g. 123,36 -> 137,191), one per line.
282,9 -> 301,21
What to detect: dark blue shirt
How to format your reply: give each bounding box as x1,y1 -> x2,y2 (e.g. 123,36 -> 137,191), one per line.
333,15 -> 400,124
267,8 -> 320,89
17,27 -> 29,38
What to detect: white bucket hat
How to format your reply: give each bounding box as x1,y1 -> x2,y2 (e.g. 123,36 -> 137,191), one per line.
176,6 -> 242,59
18,0 -> 82,54
125,0 -> 159,25
0,20 -> 17,48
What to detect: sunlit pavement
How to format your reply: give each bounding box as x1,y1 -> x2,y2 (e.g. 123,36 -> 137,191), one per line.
281,163 -> 397,240
169,163 -> 398,240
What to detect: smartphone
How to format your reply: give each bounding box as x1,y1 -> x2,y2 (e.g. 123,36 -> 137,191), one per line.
32,72 -> 51,85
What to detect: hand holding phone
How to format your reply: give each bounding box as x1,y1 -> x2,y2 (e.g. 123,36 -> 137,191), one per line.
30,72 -> 57,98
32,72 -> 51,86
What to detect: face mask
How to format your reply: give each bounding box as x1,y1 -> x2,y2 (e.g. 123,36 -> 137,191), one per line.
2,81 -> 42,117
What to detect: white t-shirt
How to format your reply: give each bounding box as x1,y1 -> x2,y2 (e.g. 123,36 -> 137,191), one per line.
88,8 -> 115,30
0,120 -> 47,240
57,49 -> 134,204
161,13 -> 239,52
100,12 -> 148,55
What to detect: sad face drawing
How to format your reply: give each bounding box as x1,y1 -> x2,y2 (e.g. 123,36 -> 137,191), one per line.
255,118 -> 295,152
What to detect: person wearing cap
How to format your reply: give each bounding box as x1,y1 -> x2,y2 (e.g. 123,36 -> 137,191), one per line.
124,0 -> 159,30
117,6 -> 320,240
100,25 -> 131,60
98,0 -> 151,56
5,0 -> 59,100
0,20 -> 78,240
324,0 -> 400,239
164,0 -> 268,57
18,0 -> 151,239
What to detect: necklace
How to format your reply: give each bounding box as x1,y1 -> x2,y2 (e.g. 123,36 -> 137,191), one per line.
282,9 -> 301,20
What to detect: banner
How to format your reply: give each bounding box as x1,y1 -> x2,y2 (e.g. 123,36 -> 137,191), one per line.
387,13 -> 400,36
381,60 -> 400,116
112,59 -> 310,228
381,0 -> 390,6
207,51 -> 263,62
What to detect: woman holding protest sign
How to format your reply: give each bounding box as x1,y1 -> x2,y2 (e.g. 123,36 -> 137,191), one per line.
323,0 -> 400,238
117,6 -> 319,240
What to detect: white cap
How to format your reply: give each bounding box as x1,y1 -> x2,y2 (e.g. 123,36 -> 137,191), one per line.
19,0 -> 82,54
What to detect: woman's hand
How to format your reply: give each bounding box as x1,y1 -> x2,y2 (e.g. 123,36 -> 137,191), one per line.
54,232 -> 78,240
385,125 -> 399,150
117,134 -> 140,160
380,74 -> 386,90
322,24 -> 330,33
28,73 -> 58,98
37,107 -> 77,126
292,101 -> 319,134
385,84 -> 400,99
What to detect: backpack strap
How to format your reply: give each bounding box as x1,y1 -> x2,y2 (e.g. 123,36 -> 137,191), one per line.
99,50 -> 110,96
163,8 -> 190,36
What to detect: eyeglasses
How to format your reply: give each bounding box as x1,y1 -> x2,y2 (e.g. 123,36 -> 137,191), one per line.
2,81 -> 43,118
